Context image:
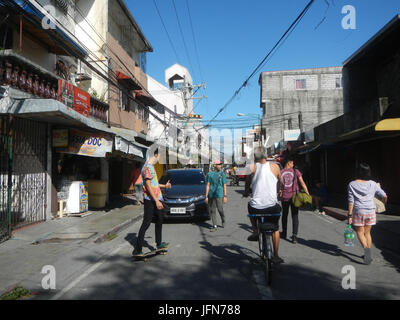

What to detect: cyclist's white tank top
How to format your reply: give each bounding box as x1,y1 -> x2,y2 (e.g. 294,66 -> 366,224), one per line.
250,162 -> 278,210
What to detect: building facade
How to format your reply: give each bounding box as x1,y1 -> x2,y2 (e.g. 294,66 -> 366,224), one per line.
259,67 -> 344,152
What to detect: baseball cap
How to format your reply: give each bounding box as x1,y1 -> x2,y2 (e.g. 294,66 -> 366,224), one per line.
213,160 -> 223,165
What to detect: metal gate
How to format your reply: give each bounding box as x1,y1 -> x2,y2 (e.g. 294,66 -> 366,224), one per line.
0,116 -> 12,243
11,118 -> 47,229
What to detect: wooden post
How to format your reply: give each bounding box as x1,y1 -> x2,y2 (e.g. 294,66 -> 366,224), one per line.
19,15 -> 22,55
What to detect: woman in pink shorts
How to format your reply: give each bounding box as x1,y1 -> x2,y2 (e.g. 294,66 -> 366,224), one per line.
347,163 -> 387,265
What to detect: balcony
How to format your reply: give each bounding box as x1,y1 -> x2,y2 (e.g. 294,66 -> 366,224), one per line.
0,50 -> 108,124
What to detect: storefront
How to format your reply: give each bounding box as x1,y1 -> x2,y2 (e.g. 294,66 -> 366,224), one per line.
52,128 -> 113,215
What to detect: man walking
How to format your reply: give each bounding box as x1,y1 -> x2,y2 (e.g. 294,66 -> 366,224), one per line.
205,160 -> 227,231
133,149 -> 171,256
244,147 -> 284,264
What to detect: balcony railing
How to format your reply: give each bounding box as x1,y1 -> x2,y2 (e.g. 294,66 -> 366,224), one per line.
0,50 -> 109,123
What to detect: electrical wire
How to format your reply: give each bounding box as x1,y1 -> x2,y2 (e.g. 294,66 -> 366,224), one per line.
194,0 -> 316,133
152,0 -> 181,63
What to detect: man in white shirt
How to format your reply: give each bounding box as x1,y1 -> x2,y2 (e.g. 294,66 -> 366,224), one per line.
244,147 -> 284,264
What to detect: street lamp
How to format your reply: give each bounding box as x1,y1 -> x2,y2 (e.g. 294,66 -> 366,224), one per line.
237,113 -> 263,146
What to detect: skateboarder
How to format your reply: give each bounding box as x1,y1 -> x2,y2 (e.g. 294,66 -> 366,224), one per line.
132,149 -> 171,256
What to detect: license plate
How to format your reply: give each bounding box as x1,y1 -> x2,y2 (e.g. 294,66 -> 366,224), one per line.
170,207 -> 186,214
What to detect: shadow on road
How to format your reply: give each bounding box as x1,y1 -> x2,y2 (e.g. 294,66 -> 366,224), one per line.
296,237 -> 364,265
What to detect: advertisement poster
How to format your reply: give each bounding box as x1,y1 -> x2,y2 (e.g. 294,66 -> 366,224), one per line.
79,182 -> 88,213
73,86 -> 90,117
58,79 -> 73,108
52,129 -> 69,147
61,129 -> 113,157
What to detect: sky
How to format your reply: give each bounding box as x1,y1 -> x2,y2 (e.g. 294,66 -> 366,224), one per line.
127,0 -> 400,138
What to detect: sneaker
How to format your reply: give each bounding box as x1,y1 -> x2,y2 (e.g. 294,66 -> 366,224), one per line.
321,211 -> 326,216
292,235 -> 298,244
132,249 -> 143,256
272,256 -> 284,264
247,233 -> 258,241
157,242 -> 170,250
314,209 -> 320,214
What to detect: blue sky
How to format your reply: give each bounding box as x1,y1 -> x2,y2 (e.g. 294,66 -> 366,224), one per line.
128,0 -> 400,130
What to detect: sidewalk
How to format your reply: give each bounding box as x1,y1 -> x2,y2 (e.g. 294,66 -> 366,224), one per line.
0,196 -> 144,297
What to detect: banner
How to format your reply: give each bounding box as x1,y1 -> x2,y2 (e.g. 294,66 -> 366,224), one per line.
58,80 -> 90,117
59,129 -> 113,157
73,86 -> 90,117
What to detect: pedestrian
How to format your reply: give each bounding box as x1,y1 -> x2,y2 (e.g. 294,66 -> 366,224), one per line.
347,163 -> 387,265
132,149 -> 171,256
312,181 -> 328,215
205,160 -> 227,231
244,146 -> 284,264
131,165 -> 143,205
280,156 -> 310,244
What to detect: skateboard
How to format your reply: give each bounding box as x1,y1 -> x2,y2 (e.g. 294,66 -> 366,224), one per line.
132,247 -> 169,262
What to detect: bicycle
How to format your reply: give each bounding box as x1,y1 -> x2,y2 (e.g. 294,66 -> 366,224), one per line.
247,213 -> 281,286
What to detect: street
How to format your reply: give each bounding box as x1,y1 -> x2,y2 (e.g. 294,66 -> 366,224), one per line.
28,185 -> 400,300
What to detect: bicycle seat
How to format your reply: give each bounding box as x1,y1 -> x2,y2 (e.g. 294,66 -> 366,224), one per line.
259,223 -> 277,232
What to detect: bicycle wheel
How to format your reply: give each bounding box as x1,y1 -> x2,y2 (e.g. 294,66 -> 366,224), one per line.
261,232 -> 272,285
265,235 -> 273,286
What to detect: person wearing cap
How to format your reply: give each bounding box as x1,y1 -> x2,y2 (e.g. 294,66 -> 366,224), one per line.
205,160 -> 228,231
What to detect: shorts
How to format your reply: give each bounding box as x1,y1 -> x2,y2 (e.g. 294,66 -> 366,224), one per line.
248,203 -> 281,231
353,212 -> 376,227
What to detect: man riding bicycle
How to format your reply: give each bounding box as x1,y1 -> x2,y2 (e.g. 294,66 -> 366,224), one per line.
244,147 -> 284,264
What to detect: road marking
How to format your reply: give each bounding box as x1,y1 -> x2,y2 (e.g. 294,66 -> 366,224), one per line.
252,269 -> 274,300
51,242 -> 129,300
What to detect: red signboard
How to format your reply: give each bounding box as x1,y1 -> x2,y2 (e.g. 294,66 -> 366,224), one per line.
58,79 -> 90,117
73,86 -> 90,117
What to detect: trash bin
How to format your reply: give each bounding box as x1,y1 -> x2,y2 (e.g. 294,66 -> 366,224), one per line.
88,180 -> 108,208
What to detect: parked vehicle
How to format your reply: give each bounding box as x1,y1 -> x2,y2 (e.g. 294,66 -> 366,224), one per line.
158,169 -> 209,221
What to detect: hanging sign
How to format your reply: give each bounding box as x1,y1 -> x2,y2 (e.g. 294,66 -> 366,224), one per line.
58,80 -> 90,117
58,129 -> 112,157
73,86 -> 90,117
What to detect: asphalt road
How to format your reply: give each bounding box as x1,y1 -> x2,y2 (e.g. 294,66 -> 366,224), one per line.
34,185 -> 399,300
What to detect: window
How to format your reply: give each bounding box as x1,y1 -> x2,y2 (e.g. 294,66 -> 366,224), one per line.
119,88 -> 128,110
296,79 -> 307,90
336,77 -> 343,88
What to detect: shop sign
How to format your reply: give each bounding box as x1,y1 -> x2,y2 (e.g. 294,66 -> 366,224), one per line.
58,80 -> 90,117
62,129 -> 113,157
73,86 -> 90,117
284,129 -> 301,141
52,129 -> 69,147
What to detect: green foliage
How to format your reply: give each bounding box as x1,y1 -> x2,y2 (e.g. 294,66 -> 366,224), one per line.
1,286 -> 31,300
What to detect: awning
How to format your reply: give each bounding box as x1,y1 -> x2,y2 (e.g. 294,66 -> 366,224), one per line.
375,118 -> 400,131
2,0 -> 87,58
116,71 -> 141,90
135,90 -> 157,106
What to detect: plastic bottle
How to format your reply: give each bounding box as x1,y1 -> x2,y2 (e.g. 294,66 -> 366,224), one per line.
344,224 -> 355,247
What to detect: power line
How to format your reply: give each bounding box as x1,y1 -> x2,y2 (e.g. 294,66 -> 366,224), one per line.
152,0 -> 181,63
195,0 -> 316,132
171,0 -> 196,80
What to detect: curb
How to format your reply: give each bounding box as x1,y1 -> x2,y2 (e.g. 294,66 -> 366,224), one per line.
94,213 -> 144,244
322,206 -> 347,221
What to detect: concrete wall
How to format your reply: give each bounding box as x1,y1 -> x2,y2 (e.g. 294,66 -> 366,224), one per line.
75,0 -> 108,101
259,67 -> 344,148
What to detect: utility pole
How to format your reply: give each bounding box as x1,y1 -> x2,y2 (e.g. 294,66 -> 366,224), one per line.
298,111 -> 303,132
